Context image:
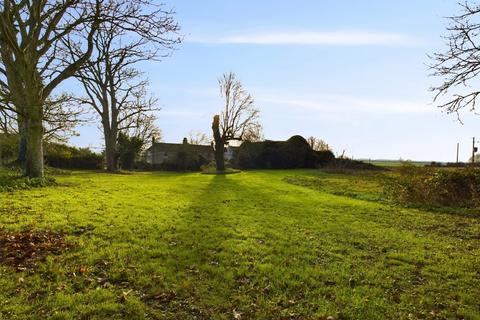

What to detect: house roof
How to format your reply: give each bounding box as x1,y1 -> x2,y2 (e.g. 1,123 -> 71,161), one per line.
147,142 -> 241,153
147,142 -> 213,153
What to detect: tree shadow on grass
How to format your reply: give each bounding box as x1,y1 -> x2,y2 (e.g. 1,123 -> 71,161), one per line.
144,173 -> 296,318
145,173 -> 387,318
143,172 -> 480,320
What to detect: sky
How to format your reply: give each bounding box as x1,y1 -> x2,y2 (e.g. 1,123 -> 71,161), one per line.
69,0 -> 480,162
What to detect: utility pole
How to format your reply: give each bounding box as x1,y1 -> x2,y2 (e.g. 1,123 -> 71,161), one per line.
457,142 -> 460,164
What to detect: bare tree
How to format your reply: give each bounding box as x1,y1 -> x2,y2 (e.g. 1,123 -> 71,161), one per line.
188,130 -> 210,145
0,108 -> 15,135
125,113 -> 162,151
0,0 -> 104,177
0,97 -> 17,164
68,1 -> 180,171
1,95 -> 85,139
1,93 -> 85,165
212,72 -> 261,171
43,94 -> 86,143
307,136 -> 331,151
430,2 -> 480,120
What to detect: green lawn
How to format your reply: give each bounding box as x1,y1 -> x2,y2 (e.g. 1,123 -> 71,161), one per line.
0,170 -> 479,319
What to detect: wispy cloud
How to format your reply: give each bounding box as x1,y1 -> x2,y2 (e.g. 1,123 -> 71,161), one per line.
160,87 -> 433,116
257,94 -> 433,115
189,31 -> 420,46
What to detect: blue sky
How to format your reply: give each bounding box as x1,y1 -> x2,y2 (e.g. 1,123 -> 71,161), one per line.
70,0 -> 480,162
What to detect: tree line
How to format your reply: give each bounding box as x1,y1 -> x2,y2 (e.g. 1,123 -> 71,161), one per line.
0,0 -> 180,178
3,0 -> 474,177
0,0 -> 269,176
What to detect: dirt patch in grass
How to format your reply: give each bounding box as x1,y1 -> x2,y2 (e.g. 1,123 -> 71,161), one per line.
0,229 -> 71,271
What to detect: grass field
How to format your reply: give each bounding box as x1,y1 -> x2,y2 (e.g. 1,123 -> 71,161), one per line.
363,160 -> 431,167
0,169 -> 479,319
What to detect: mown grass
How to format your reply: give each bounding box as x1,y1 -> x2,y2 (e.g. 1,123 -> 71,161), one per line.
283,171 -> 386,202
0,169 -> 479,319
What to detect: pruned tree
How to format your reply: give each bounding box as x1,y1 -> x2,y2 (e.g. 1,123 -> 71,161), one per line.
212,72 -> 261,171
430,2 -> 480,120
67,1 -> 180,171
0,0 -> 104,177
307,136 -> 331,152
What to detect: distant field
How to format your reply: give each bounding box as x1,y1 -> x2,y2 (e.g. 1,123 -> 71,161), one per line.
364,160 -> 431,167
0,169 -> 479,319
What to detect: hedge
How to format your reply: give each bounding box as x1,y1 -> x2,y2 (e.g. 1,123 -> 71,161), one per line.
235,135 -> 334,169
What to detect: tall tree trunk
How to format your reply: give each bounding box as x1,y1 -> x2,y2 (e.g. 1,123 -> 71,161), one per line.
104,127 -> 118,172
24,107 -> 44,178
212,115 -> 225,172
16,116 -> 27,165
0,135 -> 3,167
214,141 -> 225,172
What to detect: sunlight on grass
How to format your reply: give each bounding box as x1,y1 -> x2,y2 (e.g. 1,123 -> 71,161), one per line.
0,170 -> 479,319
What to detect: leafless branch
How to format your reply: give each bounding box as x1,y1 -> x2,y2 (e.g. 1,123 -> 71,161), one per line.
218,72 -> 262,143
429,1 -> 480,119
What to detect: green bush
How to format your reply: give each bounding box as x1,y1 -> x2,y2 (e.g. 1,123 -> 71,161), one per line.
200,161 -> 217,172
175,147 -> 201,171
0,134 -> 19,164
236,135 -> 334,169
235,141 -> 264,168
158,146 -> 209,172
385,165 -> 480,207
46,154 -> 103,170
0,167 -> 56,192
1,137 -> 103,170
45,142 -> 103,170
117,133 -> 143,170
313,150 -> 336,166
323,158 -> 382,173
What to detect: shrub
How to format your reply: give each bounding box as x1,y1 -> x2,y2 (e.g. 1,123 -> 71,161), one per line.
117,133 -> 143,170
235,141 -> 264,168
385,165 -> 480,207
323,158 -> 382,173
313,150 -> 336,167
44,143 -> 103,170
0,167 -> 56,192
200,161 -> 217,172
235,135 -> 334,169
426,161 -> 478,168
0,134 -> 19,164
46,154 -> 103,170
175,148 -> 201,171
159,146 -> 209,172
